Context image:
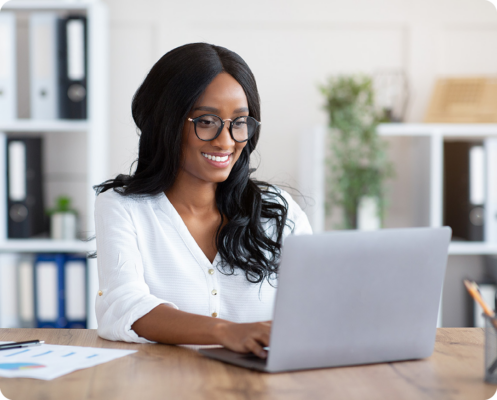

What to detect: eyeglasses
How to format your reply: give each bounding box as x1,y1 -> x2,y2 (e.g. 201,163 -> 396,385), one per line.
187,114 -> 261,143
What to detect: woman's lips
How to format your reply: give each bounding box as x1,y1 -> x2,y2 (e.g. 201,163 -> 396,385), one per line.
201,152 -> 232,168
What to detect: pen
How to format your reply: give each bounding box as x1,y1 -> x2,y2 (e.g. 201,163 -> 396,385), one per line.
463,280 -> 495,318
0,340 -> 44,351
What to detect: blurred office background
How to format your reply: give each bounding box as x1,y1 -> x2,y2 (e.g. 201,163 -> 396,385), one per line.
1,0 -> 497,328
103,0 -> 497,327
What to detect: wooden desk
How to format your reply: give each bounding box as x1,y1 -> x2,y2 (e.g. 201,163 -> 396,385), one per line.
0,328 -> 495,400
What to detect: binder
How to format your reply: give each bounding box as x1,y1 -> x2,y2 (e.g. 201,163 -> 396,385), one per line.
443,141 -> 485,241
58,16 -> 87,119
18,254 -> 36,328
0,132 -> 6,242
30,12 -> 59,120
64,254 -> 87,328
6,136 -> 47,238
0,12 -> 16,121
0,253 -> 20,328
34,253 -> 66,328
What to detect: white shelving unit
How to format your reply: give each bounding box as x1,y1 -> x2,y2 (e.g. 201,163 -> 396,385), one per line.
0,0 -> 109,329
300,123 -> 497,256
377,123 -> 497,256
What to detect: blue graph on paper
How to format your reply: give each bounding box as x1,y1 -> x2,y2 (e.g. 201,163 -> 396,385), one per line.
0,342 -> 135,380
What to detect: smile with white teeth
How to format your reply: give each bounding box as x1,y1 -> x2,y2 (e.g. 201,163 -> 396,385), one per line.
201,152 -> 230,162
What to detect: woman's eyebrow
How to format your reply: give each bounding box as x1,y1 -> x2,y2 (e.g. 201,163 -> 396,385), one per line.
193,106 -> 249,113
233,107 -> 249,113
193,106 -> 218,113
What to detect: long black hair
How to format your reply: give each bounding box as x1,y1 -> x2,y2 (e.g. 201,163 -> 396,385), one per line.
94,43 -> 292,284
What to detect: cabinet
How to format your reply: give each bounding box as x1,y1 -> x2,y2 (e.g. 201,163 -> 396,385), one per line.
0,0 -> 109,329
377,123 -> 497,255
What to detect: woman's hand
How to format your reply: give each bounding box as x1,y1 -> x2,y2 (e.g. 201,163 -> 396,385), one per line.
214,321 -> 272,359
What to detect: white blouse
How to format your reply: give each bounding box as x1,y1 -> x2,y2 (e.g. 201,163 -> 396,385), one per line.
94,188 -> 312,344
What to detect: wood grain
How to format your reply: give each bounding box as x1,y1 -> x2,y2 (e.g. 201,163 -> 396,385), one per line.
0,328 -> 495,400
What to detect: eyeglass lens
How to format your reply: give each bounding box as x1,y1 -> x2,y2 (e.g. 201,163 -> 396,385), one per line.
194,115 -> 257,142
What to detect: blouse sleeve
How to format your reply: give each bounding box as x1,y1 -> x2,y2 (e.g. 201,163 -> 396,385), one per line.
94,191 -> 178,343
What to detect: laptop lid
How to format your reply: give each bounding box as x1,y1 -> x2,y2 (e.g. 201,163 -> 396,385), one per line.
266,227 -> 451,372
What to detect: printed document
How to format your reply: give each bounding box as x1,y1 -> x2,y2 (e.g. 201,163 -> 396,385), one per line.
0,342 -> 136,380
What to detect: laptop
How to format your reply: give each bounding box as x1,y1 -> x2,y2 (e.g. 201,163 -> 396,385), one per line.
199,227 -> 452,373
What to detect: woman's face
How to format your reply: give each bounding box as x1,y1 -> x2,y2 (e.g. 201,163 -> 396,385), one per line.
180,72 -> 249,184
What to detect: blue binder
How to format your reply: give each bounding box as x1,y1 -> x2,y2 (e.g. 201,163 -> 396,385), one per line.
34,254 -> 66,328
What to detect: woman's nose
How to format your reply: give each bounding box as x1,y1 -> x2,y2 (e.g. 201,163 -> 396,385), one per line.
212,122 -> 235,148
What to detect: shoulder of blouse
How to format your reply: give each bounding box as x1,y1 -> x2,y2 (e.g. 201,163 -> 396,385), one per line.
95,189 -> 164,212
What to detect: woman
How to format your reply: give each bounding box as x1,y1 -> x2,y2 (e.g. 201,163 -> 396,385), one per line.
94,43 -> 312,359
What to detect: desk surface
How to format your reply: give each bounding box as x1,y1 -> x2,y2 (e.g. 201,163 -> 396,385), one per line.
0,328 -> 494,400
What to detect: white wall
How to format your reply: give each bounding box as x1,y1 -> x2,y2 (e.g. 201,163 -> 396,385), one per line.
103,0 -> 497,227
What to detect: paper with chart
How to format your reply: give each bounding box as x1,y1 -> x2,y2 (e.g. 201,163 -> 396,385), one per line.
0,342 -> 136,380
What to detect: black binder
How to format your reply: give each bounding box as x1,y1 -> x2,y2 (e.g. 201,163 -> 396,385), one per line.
58,16 -> 87,120
443,141 -> 484,242
6,137 -> 47,238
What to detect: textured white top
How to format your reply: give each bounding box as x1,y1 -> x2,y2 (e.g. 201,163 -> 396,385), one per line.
94,188 -> 312,344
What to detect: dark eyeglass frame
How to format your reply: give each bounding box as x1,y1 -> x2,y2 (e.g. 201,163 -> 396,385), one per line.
187,114 -> 261,143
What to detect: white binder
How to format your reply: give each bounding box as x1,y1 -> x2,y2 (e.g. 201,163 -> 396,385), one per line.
29,12 -> 59,120
35,260 -> 59,323
0,253 -> 20,328
0,12 -> 16,121
18,255 -> 36,328
65,258 -> 87,323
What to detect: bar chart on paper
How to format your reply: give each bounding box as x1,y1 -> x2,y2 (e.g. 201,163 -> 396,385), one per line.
0,342 -> 135,380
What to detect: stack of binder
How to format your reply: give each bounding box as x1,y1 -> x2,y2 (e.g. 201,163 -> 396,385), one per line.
0,253 -> 88,329
0,12 -> 88,122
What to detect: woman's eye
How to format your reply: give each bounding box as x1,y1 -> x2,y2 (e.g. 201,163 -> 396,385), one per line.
198,119 -> 214,126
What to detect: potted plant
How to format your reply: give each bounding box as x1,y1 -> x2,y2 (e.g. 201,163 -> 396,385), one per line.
46,196 -> 78,240
320,75 -> 394,229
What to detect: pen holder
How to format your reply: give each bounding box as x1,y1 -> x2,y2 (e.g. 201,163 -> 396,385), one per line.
484,314 -> 497,383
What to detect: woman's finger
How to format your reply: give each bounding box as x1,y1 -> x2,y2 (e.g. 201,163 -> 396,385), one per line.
254,329 -> 270,347
247,339 -> 268,359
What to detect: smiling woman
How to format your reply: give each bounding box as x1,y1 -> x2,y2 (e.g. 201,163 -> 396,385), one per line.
92,43 -> 312,359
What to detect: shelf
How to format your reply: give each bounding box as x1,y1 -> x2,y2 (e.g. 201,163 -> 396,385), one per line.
378,123 -> 497,138
0,120 -> 89,133
448,242 -> 497,255
2,1 -> 91,11
0,239 -> 94,253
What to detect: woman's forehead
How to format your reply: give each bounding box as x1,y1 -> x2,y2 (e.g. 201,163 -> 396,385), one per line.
194,73 -> 248,111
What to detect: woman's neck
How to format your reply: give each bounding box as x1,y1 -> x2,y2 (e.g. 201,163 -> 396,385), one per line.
165,170 -> 218,216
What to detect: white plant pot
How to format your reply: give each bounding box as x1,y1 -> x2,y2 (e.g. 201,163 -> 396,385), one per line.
51,212 -> 77,240
357,196 -> 380,231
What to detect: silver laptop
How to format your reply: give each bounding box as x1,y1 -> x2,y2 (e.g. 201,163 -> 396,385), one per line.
199,227 -> 452,373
